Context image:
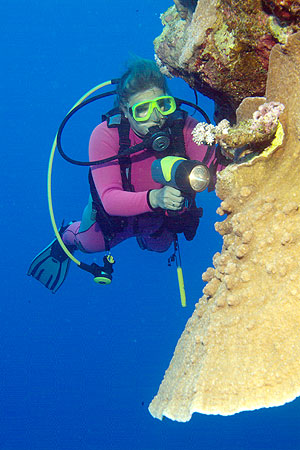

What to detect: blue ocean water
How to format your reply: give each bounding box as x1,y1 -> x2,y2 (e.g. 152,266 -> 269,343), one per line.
2,1 -> 300,448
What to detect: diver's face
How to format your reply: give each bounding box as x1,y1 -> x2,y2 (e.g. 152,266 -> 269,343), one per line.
122,87 -> 167,137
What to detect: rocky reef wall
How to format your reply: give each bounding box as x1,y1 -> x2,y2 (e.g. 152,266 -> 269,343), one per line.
155,0 -> 300,121
149,31 -> 300,421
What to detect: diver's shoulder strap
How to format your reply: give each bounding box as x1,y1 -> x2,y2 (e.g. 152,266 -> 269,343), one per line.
102,108 -> 134,192
166,109 -> 188,158
87,109 -> 134,249
102,107 -> 122,127
117,115 -> 134,192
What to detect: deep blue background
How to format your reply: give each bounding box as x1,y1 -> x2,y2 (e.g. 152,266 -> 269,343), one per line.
1,1 -> 300,449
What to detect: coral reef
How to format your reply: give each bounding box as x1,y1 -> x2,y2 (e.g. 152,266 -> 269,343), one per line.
192,101 -> 285,159
149,31 -> 300,421
173,0 -> 198,20
155,0 -> 300,121
263,0 -> 300,23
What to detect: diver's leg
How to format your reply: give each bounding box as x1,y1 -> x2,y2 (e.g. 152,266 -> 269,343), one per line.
62,221 -> 106,253
62,195 -> 106,252
62,211 -> 138,253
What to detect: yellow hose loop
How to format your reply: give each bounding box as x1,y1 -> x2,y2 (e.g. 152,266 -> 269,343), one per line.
47,80 -> 113,266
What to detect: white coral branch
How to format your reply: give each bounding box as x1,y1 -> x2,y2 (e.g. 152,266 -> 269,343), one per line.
192,119 -> 230,146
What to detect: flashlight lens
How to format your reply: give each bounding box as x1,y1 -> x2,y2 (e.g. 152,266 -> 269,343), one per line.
189,165 -> 210,192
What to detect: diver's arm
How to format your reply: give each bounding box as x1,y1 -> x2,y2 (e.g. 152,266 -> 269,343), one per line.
89,123 -> 154,217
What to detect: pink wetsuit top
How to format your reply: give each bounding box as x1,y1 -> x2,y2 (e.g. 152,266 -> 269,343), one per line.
90,116 -> 224,217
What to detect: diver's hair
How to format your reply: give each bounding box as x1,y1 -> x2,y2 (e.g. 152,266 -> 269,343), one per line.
116,57 -> 169,108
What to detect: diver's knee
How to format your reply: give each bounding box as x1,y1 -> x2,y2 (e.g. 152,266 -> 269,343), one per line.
79,195 -> 96,233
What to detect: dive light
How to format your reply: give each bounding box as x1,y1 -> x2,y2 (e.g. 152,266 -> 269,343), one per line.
151,156 -> 211,194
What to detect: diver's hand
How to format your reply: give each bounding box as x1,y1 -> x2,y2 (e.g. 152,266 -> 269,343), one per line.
149,186 -> 185,211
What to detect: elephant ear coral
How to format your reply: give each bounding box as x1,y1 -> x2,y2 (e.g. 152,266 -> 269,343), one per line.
149,31 -> 300,421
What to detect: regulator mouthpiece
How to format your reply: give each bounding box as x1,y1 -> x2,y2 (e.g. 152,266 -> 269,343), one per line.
146,126 -> 171,152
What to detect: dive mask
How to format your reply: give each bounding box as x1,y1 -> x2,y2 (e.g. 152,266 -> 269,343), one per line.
129,95 -> 176,122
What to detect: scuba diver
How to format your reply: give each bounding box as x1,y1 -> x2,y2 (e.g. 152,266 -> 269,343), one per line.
28,58 -> 226,296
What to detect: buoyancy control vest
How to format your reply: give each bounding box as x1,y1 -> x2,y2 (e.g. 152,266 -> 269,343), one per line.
88,109 -> 203,250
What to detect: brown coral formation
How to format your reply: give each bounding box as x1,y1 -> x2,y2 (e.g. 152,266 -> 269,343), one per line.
149,32 -> 300,421
155,0 -> 300,121
263,0 -> 300,23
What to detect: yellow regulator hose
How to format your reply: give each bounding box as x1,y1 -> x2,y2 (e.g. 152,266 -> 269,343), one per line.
47,80 -> 113,267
